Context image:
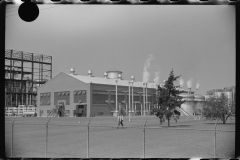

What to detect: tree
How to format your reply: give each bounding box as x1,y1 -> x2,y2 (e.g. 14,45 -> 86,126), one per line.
153,69 -> 185,127
201,94 -> 235,124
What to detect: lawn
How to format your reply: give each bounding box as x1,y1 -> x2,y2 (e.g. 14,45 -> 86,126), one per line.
5,115 -> 235,158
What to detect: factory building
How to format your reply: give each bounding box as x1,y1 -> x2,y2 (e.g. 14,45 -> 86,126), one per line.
37,69 -> 158,117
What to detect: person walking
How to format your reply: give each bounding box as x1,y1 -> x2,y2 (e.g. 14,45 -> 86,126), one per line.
117,108 -> 124,129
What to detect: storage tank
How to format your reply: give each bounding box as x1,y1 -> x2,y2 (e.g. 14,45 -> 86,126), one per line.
106,70 -> 122,79
178,93 -> 195,116
193,94 -> 205,115
193,94 -> 205,101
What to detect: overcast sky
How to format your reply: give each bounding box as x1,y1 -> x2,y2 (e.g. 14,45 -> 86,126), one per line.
5,5 -> 235,95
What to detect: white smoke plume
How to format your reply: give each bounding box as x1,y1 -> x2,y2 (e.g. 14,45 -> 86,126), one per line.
196,81 -> 200,89
187,78 -> 193,88
179,77 -> 184,87
142,54 -> 154,83
154,71 -> 160,84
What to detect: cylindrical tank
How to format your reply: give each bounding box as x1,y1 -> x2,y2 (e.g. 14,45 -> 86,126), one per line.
179,93 -> 194,101
106,70 -> 122,79
193,94 -> 205,115
178,93 -> 195,115
193,94 -> 205,101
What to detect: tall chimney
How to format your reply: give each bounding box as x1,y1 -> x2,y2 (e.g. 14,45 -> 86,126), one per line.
70,68 -> 75,75
104,72 -> 108,78
88,70 -> 92,77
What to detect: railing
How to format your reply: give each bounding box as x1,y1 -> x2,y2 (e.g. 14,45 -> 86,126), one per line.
5,116 -> 235,158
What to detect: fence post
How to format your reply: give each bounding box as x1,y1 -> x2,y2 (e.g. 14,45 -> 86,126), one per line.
143,119 -> 148,158
45,117 -> 51,158
11,117 -> 17,157
87,117 -> 92,158
214,119 -> 218,158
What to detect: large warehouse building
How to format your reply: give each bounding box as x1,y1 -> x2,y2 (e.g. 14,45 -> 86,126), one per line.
37,69 -> 158,117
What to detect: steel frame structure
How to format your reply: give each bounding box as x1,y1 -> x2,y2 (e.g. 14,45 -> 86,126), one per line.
5,49 -> 52,108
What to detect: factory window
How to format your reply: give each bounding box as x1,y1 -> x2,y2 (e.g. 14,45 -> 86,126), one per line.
110,92 -> 125,104
54,91 -> 70,105
40,92 -> 51,106
134,94 -> 140,102
93,90 -> 108,104
74,90 -> 86,103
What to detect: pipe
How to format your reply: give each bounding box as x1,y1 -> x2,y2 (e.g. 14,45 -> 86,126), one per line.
146,83 -> 148,116
129,82 -> 131,122
143,83 -> 145,116
132,82 -> 134,116
116,80 -> 118,112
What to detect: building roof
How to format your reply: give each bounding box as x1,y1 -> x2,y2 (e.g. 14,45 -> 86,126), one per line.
67,73 -> 158,89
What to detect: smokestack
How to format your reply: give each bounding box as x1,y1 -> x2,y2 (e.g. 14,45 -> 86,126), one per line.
104,72 -> 108,78
70,68 -> 75,75
118,74 -> 122,80
88,70 -> 92,77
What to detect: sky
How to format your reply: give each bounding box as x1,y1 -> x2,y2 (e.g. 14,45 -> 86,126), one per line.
5,5 -> 235,95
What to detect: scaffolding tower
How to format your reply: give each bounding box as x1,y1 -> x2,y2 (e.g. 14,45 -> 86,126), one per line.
5,49 -> 52,108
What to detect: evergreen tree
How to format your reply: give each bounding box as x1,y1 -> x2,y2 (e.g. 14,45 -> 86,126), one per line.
153,69 -> 185,127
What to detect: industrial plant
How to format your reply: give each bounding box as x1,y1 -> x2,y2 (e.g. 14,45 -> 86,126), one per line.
36,68 -> 158,117
5,49 -> 52,116
5,49 -> 235,118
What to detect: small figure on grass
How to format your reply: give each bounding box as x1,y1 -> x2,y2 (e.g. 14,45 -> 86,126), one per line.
117,108 -> 124,129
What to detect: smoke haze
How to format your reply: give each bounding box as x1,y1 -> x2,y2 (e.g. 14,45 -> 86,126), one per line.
154,71 -> 160,84
196,81 -> 200,89
179,77 -> 184,87
142,54 -> 154,83
187,78 -> 193,88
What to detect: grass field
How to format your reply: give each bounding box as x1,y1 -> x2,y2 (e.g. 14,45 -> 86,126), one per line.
5,116 -> 235,158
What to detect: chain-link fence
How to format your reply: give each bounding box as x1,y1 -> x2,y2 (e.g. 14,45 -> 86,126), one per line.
5,116 -> 235,158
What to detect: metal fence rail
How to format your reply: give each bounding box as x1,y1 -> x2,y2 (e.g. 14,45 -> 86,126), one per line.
5,117 -> 235,158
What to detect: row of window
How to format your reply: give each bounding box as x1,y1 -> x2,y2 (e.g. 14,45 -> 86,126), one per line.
41,91 -> 86,97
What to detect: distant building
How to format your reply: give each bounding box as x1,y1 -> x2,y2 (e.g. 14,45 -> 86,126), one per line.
206,86 -> 235,101
37,69 -> 158,117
